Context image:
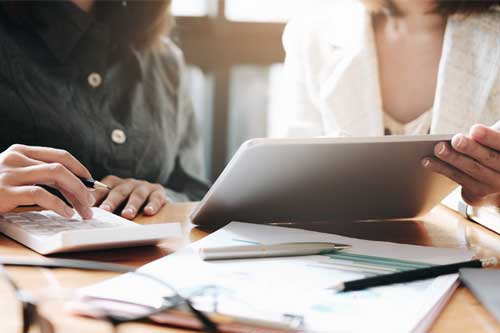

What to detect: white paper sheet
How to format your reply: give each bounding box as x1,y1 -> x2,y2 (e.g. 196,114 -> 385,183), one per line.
80,222 -> 473,333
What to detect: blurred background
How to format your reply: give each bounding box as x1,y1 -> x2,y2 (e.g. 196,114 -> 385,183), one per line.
171,0 -> 348,181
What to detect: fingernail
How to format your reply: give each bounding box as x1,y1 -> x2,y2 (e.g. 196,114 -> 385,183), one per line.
64,206 -> 74,218
422,159 -> 431,167
101,204 -> 111,211
473,126 -> 486,139
87,192 -> 96,206
436,143 -> 447,156
453,135 -> 466,149
123,207 -> 134,217
145,206 -> 154,214
82,207 -> 93,220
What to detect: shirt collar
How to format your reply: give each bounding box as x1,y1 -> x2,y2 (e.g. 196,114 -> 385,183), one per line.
32,2 -> 93,64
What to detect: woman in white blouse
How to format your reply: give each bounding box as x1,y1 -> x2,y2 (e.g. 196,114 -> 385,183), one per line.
280,0 -> 500,207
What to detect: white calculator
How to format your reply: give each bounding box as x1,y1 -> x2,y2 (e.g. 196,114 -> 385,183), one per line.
0,208 -> 181,255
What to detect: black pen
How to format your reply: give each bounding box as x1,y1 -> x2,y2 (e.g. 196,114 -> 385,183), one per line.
329,257 -> 498,293
79,177 -> 111,190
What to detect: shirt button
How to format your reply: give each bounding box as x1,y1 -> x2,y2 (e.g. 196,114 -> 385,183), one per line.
111,129 -> 126,144
87,72 -> 102,88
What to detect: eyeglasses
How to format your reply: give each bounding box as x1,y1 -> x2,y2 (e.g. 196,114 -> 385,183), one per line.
0,257 -> 218,333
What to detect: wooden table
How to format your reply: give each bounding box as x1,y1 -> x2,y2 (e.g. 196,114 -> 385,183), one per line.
1,203 -> 499,333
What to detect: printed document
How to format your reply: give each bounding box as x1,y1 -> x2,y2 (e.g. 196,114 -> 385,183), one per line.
80,222 -> 473,332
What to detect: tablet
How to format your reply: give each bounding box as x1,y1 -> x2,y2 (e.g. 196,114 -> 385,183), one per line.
191,135 -> 457,226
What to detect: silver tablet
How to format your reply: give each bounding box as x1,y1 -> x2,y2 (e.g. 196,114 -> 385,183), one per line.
191,135 -> 457,226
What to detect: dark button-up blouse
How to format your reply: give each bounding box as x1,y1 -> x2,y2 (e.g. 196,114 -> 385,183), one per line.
0,2 -> 209,201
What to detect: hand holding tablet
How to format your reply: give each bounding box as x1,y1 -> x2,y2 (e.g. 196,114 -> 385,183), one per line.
424,121 -> 500,208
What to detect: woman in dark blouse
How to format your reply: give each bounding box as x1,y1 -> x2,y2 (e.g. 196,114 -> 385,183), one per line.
0,0 -> 209,219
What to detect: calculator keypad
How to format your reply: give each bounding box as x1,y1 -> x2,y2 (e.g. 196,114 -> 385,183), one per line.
0,212 -> 120,237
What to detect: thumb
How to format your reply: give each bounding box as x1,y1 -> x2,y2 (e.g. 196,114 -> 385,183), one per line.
461,188 -> 487,207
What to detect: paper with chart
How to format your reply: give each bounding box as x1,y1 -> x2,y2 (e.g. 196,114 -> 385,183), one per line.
80,222 -> 473,332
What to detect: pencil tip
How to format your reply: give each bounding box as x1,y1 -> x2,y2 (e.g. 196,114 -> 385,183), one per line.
326,283 -> 344,293
94,181 -> 112,190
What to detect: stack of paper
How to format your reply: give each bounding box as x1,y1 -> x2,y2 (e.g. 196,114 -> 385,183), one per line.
78,222 -> 473,333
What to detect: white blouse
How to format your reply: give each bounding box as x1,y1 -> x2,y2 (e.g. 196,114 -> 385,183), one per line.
277,4 -> 500,138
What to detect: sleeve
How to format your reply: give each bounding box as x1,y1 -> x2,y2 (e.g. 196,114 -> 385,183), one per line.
271,19 -> 325,138
163,41 -> 211,202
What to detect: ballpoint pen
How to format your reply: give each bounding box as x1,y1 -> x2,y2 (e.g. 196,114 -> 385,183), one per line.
199,242 -> 351,261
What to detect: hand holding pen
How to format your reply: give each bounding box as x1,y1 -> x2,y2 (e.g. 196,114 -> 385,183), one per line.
0,145 -> 101,219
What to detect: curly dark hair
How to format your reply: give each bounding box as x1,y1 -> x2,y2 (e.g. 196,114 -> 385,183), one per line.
0,0 -> 173,50
436,0 -> 500,14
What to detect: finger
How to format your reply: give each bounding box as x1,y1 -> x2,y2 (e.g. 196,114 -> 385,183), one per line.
144,188 -> 168,216
100,175 -> 122,188
15,186 -> 74,218
451,134 -> 500,172
469,125 -> 500,151
461,188 -> 488,207
422,157 -> 491,199
5,164 -> 95,207
94,176 -> 122,207
122,184 -> 151,219
99,182 -> 134,213
0,150 -> 43,168
434,142 -> 500,187
92,188 -> 109,206
8,144 -> 92,179
60,189 -> 93,219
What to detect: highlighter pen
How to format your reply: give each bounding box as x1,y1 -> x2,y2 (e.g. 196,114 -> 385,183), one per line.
199,242 -> 351,261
